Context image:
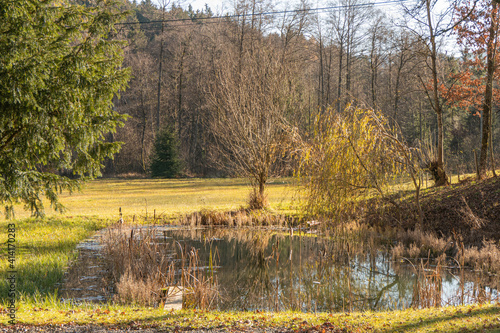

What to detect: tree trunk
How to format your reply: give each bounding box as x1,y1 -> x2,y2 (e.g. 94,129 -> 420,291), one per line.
370,30 -> 377,108
491,104 -> 497,176
140,93 -> 148,173
177,41 -> 188,139
238,13 -> 246,75
479,1 -> 498,177
326,45 -> 333,107
426,0 -> 448,186
259,179 -> 265,198
318,33 -> 324,109
156,6 -> 166,134
393,53 -> 405,125
337,43 -> 343,113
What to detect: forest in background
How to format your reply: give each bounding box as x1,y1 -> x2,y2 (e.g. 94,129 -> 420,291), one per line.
100,0 -> 498,182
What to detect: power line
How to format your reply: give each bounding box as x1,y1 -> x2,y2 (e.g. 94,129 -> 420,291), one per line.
116,0 -> 409,26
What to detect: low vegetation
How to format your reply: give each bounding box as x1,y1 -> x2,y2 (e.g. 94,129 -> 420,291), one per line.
103,226 -> 218,309
0,217 -> 108,301
2,177 -> 500,331
4,302 -> 500,332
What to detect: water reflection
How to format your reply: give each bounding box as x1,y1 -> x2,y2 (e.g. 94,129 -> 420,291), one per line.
156,227 -> 498,312
62,226 -> 499,311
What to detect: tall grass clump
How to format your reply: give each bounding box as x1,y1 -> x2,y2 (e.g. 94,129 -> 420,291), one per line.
102,226 -> 218,309
409,256 -> 444,308
459,240 -> 500,274
391,229 -> 500,276
391,229 -> 453,259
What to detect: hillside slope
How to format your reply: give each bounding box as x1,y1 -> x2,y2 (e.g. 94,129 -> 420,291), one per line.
419,176 -> 500,245
369,176 -> 500,246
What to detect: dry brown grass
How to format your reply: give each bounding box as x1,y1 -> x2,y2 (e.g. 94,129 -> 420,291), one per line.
102,226 -> 218,309
115,269 -> 158,305
178,209 -> 289,227
460,240 -> 500,274
392,228 -> 452,259
410,256 -> 444,309
458,196 -> 487,230
391,226 -> 500,276
248,189 -> 269,210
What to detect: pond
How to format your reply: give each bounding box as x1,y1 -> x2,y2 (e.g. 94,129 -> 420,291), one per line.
61,226 -> 499,312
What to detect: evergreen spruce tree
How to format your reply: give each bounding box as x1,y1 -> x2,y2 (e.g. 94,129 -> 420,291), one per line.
0,0 -> 130,217
150,127 -> 182,178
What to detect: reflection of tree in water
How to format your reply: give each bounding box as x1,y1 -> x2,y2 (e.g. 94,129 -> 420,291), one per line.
169,228 -> 411,311
165,228 -> 497,312
226,233 -> 279,310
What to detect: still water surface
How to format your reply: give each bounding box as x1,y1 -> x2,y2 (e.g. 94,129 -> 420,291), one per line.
151,227 -> 498,312
61,226 -> 498,311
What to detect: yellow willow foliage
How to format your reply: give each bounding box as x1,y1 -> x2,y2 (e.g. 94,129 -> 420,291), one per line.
298,105 -> 411,219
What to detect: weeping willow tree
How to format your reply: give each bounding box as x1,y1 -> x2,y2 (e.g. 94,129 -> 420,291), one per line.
297,105 -> 424,225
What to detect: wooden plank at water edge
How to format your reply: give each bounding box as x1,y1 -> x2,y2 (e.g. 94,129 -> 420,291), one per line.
162,286 -> 184,310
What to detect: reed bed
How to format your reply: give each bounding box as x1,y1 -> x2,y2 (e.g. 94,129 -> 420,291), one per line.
178,208 -> 290,227
390,227 -> 500,279
408,256 -> 444,309
102,226 -> 218,309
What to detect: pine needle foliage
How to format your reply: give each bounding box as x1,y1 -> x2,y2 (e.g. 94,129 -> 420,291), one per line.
0,0 -> 130,218
150,127 -> 182,178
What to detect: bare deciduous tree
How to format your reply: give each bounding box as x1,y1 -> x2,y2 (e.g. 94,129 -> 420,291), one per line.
208,20 -> 300,207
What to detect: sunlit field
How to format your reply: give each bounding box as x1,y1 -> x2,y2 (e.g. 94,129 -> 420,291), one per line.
5,169 -> 497,222
4,178 -> 298,221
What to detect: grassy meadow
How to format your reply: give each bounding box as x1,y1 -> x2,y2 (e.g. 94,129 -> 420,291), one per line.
1,176 -> 499,331
9,302 -> 500,332
4,178 -> 298,221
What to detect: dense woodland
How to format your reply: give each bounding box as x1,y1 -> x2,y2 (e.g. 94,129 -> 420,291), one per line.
101,0 -> 498,183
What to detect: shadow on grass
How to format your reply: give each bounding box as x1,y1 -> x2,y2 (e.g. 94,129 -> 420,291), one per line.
0,217 -> 107,303
381,305 -> 500,333
0,262 -> 69,301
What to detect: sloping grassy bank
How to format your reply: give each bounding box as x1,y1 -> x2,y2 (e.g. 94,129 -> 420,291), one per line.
366,176 -> 500,246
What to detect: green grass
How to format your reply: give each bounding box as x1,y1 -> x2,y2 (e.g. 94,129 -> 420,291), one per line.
0,217 -> 109,301
5,178 -> 298,221
3,302 -> 499,332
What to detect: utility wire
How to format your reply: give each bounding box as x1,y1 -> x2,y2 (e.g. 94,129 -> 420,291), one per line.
116,0 -> 409,26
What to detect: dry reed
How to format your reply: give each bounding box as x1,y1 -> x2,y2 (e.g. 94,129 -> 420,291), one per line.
178,209 -> 289,227
392,229 -> 452,259
102,226 -> 218,309
409,255 -> 443,309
